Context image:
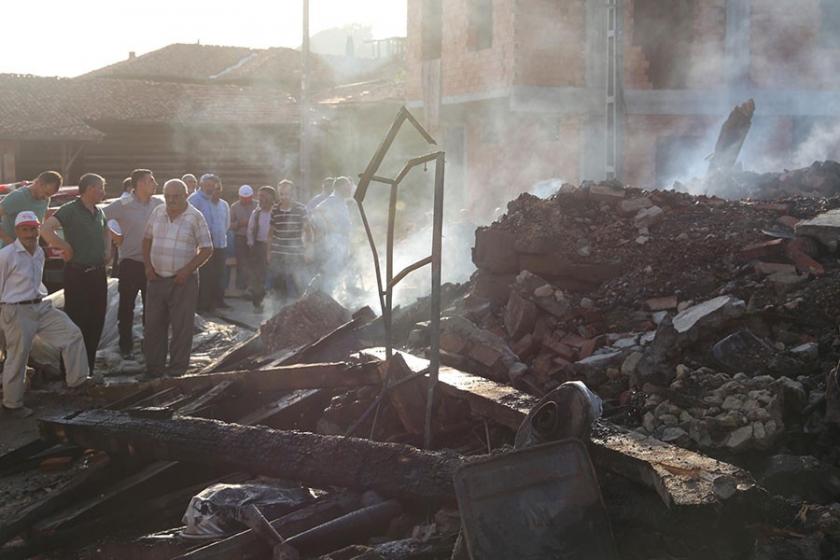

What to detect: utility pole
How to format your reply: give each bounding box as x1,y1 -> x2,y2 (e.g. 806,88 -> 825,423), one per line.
300,0 -> 311,198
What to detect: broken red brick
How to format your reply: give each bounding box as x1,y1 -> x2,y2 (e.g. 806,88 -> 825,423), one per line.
504,291 -> 538,340
561,333 -> 588,349
40,456 -> 74,473
531,352 -> 561,382
472,228 -> 519,274
541,335 -> 577,361
785,241 -> 825,276
578,338 -> 599,360
469,343 -> 504,369
532,316 -> 551,342
636,320 -> 657,332
512,334 -> 539,361
552,356 -> 573,370
788,236 -> 820,257
440,332 -> 468,355
738,238 -> 784,261
645,296 -> 678,311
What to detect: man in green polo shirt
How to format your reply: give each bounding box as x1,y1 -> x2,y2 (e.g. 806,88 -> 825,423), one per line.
41,173 -> 109,376
0,170 -> 62,247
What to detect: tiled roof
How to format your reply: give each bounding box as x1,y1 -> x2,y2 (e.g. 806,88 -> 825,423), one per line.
83,43 -> 333,89
317,78 -> 405,106
0,74 -> 299,141
316,57 -> 405,106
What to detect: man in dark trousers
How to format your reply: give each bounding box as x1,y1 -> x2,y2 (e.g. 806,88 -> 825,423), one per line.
41,173 -> 109,378
229,184 -> 256,292
188,173 -> 229,312
104,169 -> 162,359
269,180 -> 312,301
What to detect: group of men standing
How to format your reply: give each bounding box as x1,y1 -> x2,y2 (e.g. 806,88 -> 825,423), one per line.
0,169 -> 356,416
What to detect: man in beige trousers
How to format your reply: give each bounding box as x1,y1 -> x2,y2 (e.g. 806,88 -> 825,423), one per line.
0,211 -> 89,417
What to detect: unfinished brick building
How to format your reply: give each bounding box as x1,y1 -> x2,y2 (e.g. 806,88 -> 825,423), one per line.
406,0 -> 840,218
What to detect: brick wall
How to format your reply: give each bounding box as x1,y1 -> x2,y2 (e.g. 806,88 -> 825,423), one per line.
406,0 -> 516,101
513,0 -> 586,87
463,111 -> 581,220
622,115 -> 719,186
0,141 -> 16,182
624,0 -> 727,90
750,0 -> 840,89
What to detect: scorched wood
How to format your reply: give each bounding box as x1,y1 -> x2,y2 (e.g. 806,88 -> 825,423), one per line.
39,410 -> 476,504
361,348 -> 757,511
85,362 -> 381,401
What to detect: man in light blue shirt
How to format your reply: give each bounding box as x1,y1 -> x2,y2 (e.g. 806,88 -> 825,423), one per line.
188,173 -> 230,311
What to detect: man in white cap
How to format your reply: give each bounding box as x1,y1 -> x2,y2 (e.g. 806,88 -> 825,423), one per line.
0,211 -> 89,417
229,184 -> 256,293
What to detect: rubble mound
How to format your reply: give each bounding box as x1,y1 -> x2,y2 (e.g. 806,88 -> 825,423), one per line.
698,160 -> 840,201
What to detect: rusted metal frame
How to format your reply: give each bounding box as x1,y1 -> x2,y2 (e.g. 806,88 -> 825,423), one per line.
392,152 -> 443,185
353,107 -> 444,449
355,106 -> 438,203
425,152 -> 445,449
369,175 -> 397,185
355,200 -> 386,314
388,256 -> 433,291
385,182 -> 399,361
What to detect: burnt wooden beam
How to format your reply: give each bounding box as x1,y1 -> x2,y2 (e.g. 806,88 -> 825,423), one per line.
0,457 -> 112,548
39,410 -> 477,504
200,333 -> 263,374
361,348 -> 756,511
85,362 -> 381,401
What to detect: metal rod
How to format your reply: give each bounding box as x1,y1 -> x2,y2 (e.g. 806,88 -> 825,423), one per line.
388,256 -> 432,291
355,107 -> 409,203
393,152 -> 444,185
355,200 -> 386,313
424,152 -> 445,450
384,182 -> 398,360
300,0 -> 311,196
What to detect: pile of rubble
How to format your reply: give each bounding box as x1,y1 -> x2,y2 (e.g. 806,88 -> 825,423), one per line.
402,176 -> 840,474
688,160 -> 840,201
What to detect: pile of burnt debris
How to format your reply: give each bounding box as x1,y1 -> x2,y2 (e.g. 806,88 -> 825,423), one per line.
6,168 -> 840,560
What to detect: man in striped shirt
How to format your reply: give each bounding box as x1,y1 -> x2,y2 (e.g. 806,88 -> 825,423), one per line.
269,180 -> 312,300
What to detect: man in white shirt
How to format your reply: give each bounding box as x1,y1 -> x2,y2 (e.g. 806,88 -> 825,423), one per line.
246,186 -> 276,311
143,179 -> 213,377
0,211 -> 89,417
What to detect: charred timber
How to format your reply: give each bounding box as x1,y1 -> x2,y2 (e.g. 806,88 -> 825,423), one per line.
85,362 -> 382,402
39,410 -> 477,504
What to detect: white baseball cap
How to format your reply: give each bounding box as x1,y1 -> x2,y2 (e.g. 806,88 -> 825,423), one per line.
14,211 -> 40,227
238,185 -> 254,198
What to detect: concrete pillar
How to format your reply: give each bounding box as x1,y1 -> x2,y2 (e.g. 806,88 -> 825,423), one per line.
725,0 -> 751,90
581,0 -> 608,181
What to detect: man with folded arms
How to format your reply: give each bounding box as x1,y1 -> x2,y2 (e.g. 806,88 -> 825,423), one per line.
0,211 -> 89,417
143,179 -> 213,377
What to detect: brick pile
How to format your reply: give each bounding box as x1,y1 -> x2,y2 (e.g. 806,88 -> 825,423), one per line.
412,173 -> 840,463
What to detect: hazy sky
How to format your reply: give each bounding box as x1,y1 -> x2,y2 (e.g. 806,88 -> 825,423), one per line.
1,0 -> 407,77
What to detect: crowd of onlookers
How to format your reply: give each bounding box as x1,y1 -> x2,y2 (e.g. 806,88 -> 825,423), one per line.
0,169 -> 357,417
